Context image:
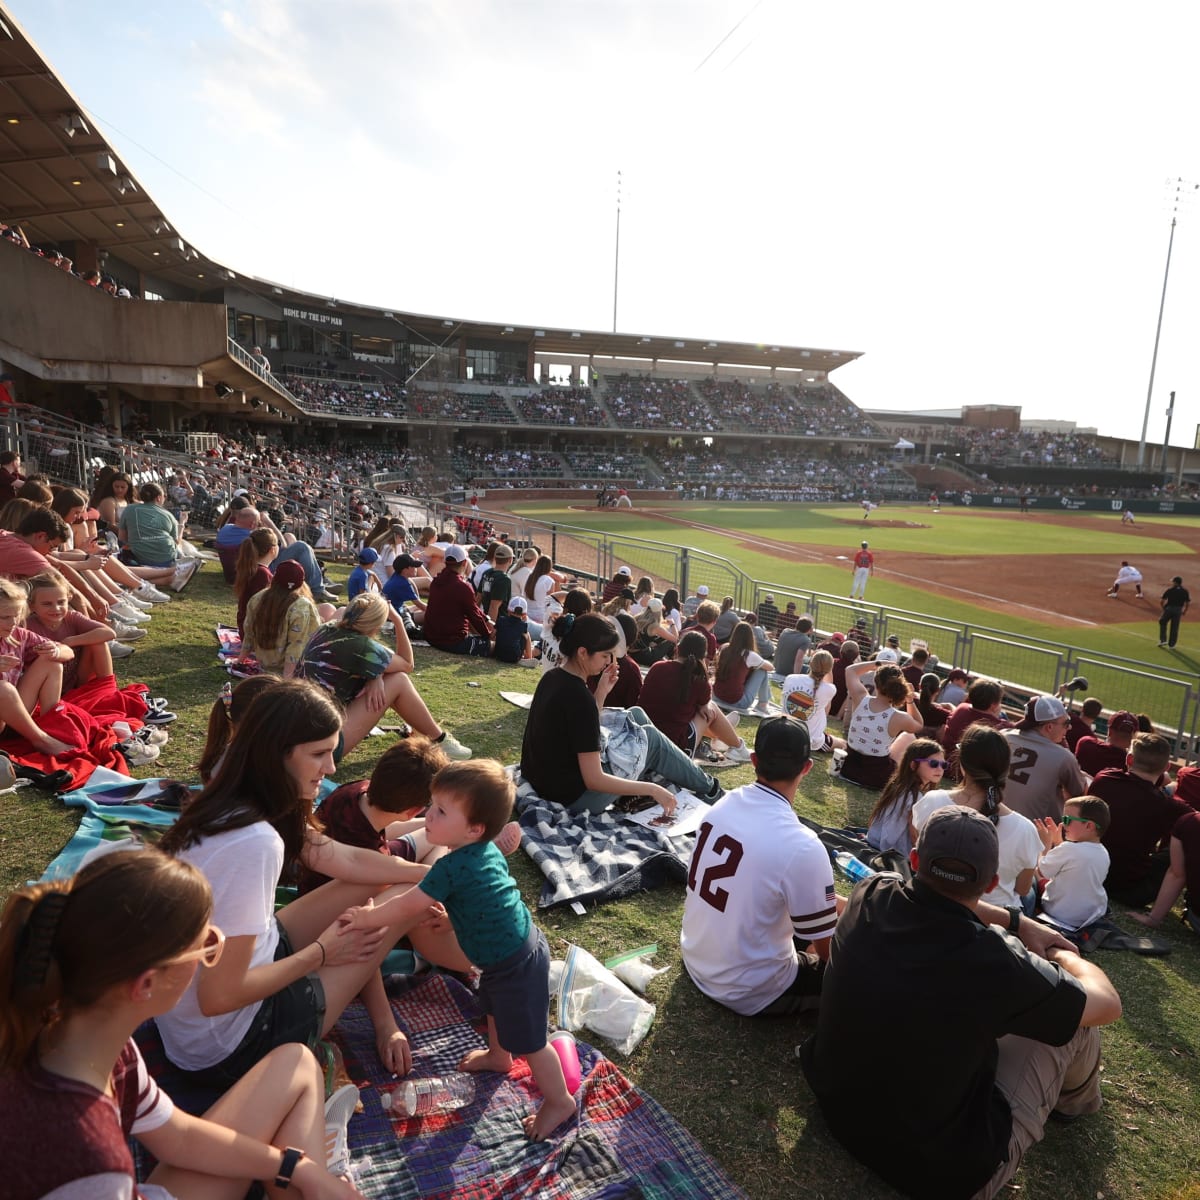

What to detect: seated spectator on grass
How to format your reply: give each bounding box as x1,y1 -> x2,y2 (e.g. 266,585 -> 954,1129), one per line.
915,672 -> 953,735
233,528 -> 278,637
681,716 -> 838,1016
523,554 -> 566,626
828,636 -> 857,719
1088,732 -> 1191,907
494,597 -> 537,665
629,598 -> 677,666
1035,797 -> 1111,934
119,483 -> 198,592
782,649 -> 845,756
1128,808 -> 1200,935
424,544 -> 493,657
681,584 -> 709,619
477,542 -> 516,623
841,661 -> 923,791
381,552 -> 428,630
937,667 -> 970,707
90,468 -> 131,532
902,646 -> 930,689
1074,709 -> 1138,777
681,600 -> 720,660
217,503 -> 332,602
240,561 -> 322,679
866,736 -> 946,858
299,593 -> 471,761
744,611 -> 774,660
537,589 -> 592,673
347,547 -> 381,600
940,678 -> 1009,766
1003,697 -> 1088,824
801,805 -> 1122,1200
0,850 -> 354,1200
0,509 -> 102,621
0,448 -> 25,504
586,614 -> 643,709
712,596 -> 739,644
775,617 -> 813,677
713,622 -> 773,713
638,630 -> 749,760
601,565 -> 633,603
519,613 -> 722,817
23,569 -> 121,688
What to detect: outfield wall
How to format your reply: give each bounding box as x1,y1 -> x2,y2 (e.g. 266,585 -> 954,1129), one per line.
949,493 -> 1200,515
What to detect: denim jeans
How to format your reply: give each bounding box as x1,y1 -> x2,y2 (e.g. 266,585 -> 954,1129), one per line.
272,541 -> 323,594
736,668 -> 772,709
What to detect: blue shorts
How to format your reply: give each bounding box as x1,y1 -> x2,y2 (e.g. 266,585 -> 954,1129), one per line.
478,926 -> 549,1057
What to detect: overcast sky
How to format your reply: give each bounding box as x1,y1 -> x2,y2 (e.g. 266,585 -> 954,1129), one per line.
10,1 -> 1200,443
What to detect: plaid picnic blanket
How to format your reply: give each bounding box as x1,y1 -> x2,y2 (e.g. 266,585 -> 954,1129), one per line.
515,783 -> 700,910
335,974 -> 745,1200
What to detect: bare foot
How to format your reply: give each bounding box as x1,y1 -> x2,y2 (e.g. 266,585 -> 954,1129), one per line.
1127,911 -> 1161,928
493,821 -> 522,856
458,1047 -> 513,1074
523,1094 -> 577,1140
37,735 -> 79,757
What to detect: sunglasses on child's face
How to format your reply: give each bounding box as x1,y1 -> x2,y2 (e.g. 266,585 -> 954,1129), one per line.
916,758 -> 949,769
1061,815 -> 1091,827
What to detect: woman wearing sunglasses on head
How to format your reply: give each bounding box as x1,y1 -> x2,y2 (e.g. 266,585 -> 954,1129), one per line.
0,848 -> 361,1200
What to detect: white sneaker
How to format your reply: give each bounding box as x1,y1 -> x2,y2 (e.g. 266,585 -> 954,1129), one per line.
135,582 -> 172,604
111,601 -> 151,624
123,740 -> 159,766
438,732 -> 472,760
169,560 -> 199,592
110,641 -> 136,659
725,741 -> 753,764
724,711 -> 741,729
121,592 -> 155,610
136,726 -> 170,746
109,622 -> 147,642
324,1084 -> 360,1177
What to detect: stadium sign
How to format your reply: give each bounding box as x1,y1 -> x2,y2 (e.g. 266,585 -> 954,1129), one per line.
283,306 -> 344,327
952,494 -> 1200,514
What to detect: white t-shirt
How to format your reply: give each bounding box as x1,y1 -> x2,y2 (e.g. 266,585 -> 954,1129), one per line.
681,781 -> 837,1015
526,574 -> 556,623
1039,839 -> 1110,930
509,565 -> 533,595
911,792 -> 1042,907
158,822 -> 283,1070
663,606 -> 683,636
782,672 -> 836,748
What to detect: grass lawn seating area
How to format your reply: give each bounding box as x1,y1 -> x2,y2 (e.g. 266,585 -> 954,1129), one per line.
3,500 -> 1200,1200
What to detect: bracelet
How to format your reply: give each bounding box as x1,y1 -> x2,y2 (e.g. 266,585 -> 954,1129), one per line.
315,940 -> 326,968
275,1146 -> 305,1189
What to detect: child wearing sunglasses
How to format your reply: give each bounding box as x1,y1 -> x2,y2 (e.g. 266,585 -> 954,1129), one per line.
0,848 -> 361,1200
1035,797 -> 1111,933
867,738 -> 946,858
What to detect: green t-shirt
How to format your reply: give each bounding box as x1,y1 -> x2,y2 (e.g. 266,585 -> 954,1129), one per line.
419,841 -> 529,967
478,566 -> 513,614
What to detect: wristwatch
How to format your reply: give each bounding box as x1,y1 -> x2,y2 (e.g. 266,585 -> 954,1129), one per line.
275,1147 -> 305,1190
1004,905 -> 1022,934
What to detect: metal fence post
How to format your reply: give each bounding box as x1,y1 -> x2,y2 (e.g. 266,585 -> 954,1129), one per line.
680,547 -> 690,602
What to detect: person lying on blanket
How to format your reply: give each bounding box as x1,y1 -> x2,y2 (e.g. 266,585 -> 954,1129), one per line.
157,679 -> 443,1084
520,613 -> 723,819
344,760 -> 576,1141
0,576 -> 78,757
0,847 -> 362,1200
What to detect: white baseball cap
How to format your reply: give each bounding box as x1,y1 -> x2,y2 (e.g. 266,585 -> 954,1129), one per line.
696,585 -> 710,596
444,544 -> 469,563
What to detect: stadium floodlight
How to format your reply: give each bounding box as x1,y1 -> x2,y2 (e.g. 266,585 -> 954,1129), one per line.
59,112 -> 89,137
96,153 -> 117,175
117,175 -> 137,195
214,383 -> 234,399
151,218 -> 170,235
0,17 -> 14,39
250,397 -> 263,408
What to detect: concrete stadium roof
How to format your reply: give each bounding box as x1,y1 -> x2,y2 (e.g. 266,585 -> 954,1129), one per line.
0,5 -> 861,377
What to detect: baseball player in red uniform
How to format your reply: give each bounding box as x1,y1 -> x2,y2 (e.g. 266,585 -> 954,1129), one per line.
850,541 -> 874,600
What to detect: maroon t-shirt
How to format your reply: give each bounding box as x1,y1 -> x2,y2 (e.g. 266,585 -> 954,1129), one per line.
939,704 -> 1008,755
638,659 -> 712,750
1065,713 -> 1094,752
423,568 -> 490,646
680,622 -> 718,660
1088,768 -> 1192,889
236,564 -> 272,636
1074,736 -> 1127,778
1173,810 -> 1200,908
587,655 -> 642,709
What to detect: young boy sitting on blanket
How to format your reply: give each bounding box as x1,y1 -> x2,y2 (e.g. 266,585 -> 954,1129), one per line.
347,759 -> 575,1140
1035,796 -> 1111,935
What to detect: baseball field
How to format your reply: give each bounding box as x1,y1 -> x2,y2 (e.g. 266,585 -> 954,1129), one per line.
506,499 -> 1200,670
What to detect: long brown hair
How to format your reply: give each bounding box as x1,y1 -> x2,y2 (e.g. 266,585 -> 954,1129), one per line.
869,737 -> 943,827
162,679 -> 343,864
714,621 -> 755,684
244,574 -> 316,650
525,554 -> 554,600
197,675 -> 278,783
0,849 -> 210,1070
234,528 -> 278,598
672,630 -> 710,706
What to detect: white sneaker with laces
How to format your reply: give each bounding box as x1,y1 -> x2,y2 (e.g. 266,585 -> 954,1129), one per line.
121,592 -> 154,611
170,560 -> 199,592
123,741 -> 160,766
111,601 -> 150,624
136,582 -> 172,604
725,741 -> 753,764
438,732 -> 472,760
110,641 -> 136,659
109,622 -> 147,642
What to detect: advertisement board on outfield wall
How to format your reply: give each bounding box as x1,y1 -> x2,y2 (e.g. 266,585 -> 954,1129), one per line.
950,494 -> 1200,514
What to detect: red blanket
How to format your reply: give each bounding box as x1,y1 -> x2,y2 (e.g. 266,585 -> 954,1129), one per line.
0,696 -> 130,790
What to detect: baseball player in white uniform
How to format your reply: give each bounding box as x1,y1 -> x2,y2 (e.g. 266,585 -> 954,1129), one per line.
1107,562 -> 1144,599
680,717 -> 839,1016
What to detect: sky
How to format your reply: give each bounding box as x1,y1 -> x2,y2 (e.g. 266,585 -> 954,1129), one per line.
9,0 -> 1200,444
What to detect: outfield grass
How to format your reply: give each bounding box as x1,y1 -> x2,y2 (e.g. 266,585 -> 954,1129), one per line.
4,565 -> 1200,1199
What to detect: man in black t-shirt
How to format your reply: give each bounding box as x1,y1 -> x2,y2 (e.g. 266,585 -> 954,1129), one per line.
1158,576 -> 1190,647
801,806 -> 1122,1200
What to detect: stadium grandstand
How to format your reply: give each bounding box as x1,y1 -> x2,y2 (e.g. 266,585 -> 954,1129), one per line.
3,5 -> 1200,505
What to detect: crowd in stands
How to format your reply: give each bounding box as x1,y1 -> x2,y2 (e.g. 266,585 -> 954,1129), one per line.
451,445 -> 565,483
603,374 -> 718,432
1,220 -> 138,297
409,389 -> 518,424
283,375 -> 410,419
512,387 -> 610,427
559,448 -> 656,484
696,380 -> 883,439
953,427 -> 1121,467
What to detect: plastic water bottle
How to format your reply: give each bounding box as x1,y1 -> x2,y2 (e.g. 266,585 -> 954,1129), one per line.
548,1030 -> 582,1095
834,851 -> 877,884
379,1074 -> 475,1118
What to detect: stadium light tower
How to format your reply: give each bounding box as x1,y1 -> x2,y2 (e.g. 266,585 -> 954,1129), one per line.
612,170 -> 621,333
1138,178 -> 1199,467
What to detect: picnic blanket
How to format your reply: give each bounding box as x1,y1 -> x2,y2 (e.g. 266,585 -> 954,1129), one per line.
334,974 -> 745,1200
0,695 -> 131,791
516,780 -> 704,910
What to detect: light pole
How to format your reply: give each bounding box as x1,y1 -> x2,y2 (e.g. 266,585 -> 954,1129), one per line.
612,170 -> 621,333
1138,179 -> 1198,466
1161,391 -> 1175,486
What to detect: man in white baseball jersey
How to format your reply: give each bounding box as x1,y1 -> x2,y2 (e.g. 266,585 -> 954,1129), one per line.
681,716 -> 840,1016
1106,562 -> 1143,599
1002,695 -> 1088,825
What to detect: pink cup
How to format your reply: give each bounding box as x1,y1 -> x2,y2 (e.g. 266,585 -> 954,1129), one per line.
548,1030 -> 582,1095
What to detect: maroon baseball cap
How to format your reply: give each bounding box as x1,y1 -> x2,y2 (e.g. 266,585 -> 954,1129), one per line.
1108,711 -> 1139,736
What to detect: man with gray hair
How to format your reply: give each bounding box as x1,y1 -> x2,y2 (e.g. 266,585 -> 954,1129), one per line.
802,805 -> 1122,1199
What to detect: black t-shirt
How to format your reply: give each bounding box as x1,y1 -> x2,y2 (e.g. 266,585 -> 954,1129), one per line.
801,875 -> 1086,1200
520,668 -> 602,805
1161,585 -> 1190,611
477,566 -> 512,614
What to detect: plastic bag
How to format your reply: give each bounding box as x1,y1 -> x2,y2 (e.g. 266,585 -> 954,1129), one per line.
554,943 -> 656,1055
604,944 -> 669,994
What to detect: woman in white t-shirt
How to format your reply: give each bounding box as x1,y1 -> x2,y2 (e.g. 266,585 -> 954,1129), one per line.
508,546 -> 538,597
661,587 -> 684,639
158,679 -> 449,1085
523,554 -> 565,624
782,649 -> 845,753
909,724 -> 1042,908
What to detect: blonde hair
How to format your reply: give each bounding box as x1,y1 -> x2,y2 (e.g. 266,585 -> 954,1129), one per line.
339,592 -> 388,637
0,577 -> 28,618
